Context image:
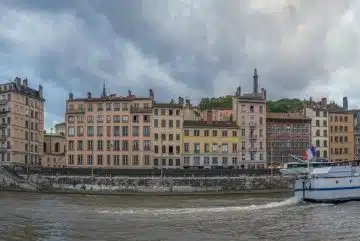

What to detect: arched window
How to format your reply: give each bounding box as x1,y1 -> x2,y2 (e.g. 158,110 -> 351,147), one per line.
43,143 -> 47,153
55,142 -> 60,152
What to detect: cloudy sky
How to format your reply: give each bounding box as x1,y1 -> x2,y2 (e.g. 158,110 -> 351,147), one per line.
0,0 -> 359,128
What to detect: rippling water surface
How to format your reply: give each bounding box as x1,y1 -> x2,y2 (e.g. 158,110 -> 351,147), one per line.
1,191 -> 360,241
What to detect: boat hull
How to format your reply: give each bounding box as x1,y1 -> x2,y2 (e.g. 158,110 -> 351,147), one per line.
294,176 -> 360,203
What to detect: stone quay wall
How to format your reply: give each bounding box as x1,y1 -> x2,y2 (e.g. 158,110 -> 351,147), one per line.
26,175 -> 294,194
0,167 -> 295,194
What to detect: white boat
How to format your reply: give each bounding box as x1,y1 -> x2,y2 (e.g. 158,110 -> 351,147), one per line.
280,161 -> 360,203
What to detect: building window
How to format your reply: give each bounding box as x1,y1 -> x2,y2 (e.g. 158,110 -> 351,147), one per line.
96,155 -> 103,165
154,119 -> 158,128
222,144 -> 228,153
68,127 -> 74,136
113,155 -> 120,165
132,155 -> 139,166
122,155 -> 129,165
143,126 -> 150,136
144,155 -> 150,165
184,157 -> 190,165
193,156 -> 200,166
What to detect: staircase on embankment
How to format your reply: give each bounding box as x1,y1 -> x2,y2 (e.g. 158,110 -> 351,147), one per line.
0,166 -> 38,191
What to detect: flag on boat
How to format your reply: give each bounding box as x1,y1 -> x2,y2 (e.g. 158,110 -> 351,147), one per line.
303,146 -> 316,161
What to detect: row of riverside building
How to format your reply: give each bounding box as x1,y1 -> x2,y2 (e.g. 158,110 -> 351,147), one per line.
2,70 -> 360,170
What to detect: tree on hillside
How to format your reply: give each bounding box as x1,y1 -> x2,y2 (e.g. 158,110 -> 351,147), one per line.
199,95 -> 232,111
199,95 -> 304,113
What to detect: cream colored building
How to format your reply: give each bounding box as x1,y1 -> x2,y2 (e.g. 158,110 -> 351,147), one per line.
55,122 -> 66,135
232,69 -> 267,168
65,87 -> 153,168
183,99 -> 202,121
0,77 -> 44,166
304,106 -> 329,159
152,103 -> 184,168
43,131 -> 66,168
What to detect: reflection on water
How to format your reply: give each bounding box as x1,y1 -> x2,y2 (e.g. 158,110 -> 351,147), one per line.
0,191 -> 360,241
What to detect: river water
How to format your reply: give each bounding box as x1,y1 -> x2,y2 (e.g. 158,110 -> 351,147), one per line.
0,191 -> 359,241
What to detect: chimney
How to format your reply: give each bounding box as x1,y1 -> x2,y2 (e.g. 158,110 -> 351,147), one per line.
38,84 -> 43,98
236,86 -> 241,97
149,89 -> 154,100
14,77 -> 21,90
343,97 -> 348,110
69,92 -> 74,100
185,99 -> 190,105
87,92 -> 92,99
253,68 -> 258,94
128,89 -> 132,97
321,97 -> 327,106
261,88 -> 266,100
23,78 -> 28,87
206,110 -> 212,124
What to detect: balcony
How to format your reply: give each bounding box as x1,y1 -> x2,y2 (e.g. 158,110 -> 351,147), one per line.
0,110 -> 9,115
0,123 -> 8,128
0,99 -> 8,105
249,121 -> 256,128
66,108 -> 85,114
0,135 -> 7,141
0,147 -> 7,152
249,134 -> 257,140
249,147 -> 257,152
130,106 -> 152,113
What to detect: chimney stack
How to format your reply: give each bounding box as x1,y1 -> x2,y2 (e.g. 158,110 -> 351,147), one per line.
261,88 -> 267,100
253,68 -> 258,94
206,110 -> 212,124
236,86 -> 241,97
69,92 -> 74,100
38,84 -> 43,98
343,97 -> 348,110
321,97 -> 327,106
23,78 -> 28,87
149,89 -> 154,100
87,92 -> 92,99
15,77 -> 21,90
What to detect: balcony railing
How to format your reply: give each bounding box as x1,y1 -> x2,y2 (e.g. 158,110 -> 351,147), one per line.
0,147 -> 7,152
0,99 -> 8,105
0,123 -> 8,128
249,147 -> 257,152
0,110 -> 9,115
130,107 -> 152,113
66,108 -> 85,113
0,135 -> 7,141
249,121 -> 256,128
249,134 -> 257,139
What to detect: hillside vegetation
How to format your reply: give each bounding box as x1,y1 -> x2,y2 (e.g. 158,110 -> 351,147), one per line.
199,96 -> 304,113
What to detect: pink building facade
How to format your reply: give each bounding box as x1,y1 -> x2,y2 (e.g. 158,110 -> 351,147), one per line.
200,108 -> 233,121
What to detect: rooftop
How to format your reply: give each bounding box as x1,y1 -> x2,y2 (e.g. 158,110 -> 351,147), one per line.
266,112 -> 311,121
183,120 -> 238,128
153,103 -> 183,108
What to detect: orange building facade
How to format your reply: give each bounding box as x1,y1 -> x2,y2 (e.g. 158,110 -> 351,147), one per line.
329,110 -> 355,162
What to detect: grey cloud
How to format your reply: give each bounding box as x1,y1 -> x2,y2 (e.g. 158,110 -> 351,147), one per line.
0,0 -> 359,128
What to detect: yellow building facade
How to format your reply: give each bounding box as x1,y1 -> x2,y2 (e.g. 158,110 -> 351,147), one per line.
182,119 -> 240,168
